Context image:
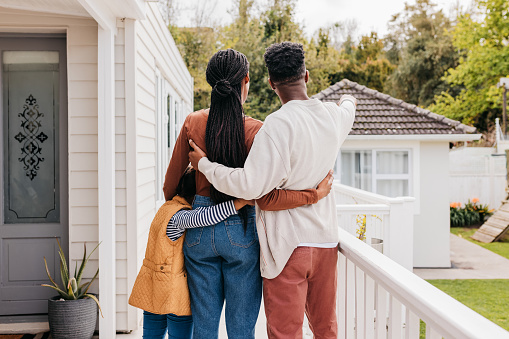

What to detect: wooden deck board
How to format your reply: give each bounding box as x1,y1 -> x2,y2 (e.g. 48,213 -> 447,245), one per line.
473,198 -> 509,243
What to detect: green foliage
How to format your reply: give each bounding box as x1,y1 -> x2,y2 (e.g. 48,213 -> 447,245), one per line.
42,238 -> 103,317
385,0 -> 459,107
167,0 -> 395,120
327,32 -> 395,93
463,199 -> 493,222
450,207 -> 481,227
429,0 -> 509,131
450,199 -> 494,227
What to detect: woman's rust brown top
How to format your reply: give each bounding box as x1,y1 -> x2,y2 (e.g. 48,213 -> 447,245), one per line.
163,109 -> 318,210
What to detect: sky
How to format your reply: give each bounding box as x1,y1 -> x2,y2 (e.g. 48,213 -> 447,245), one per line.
171,0 -> 471,39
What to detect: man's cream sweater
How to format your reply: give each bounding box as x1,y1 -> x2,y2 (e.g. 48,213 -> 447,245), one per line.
199,96 -> 356,279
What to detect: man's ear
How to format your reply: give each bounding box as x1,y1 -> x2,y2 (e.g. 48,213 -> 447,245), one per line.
245,72 -> 250,84
304,70 -> 309,83
268,77 -> 276,90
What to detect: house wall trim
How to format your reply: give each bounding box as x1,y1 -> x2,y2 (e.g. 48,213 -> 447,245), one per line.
347,134 -> 482,142
97,26 -> 117,338
124,17 -> 139,331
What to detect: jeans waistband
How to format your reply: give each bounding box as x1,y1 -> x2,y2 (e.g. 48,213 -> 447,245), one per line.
193,195 -> 214,208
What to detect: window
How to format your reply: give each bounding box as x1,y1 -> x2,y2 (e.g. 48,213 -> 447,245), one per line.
167,96 -> 182,157
339,149 -> 411,198
155,70 -> 185,205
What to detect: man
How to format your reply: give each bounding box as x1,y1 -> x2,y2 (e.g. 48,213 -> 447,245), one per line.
189,42 -> 356,338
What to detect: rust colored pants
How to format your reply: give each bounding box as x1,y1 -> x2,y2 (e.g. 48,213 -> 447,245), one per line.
263,246 -> 338,339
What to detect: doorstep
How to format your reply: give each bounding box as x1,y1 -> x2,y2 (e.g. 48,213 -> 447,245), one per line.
0,323 -> 49,335
0,315 -> 48,335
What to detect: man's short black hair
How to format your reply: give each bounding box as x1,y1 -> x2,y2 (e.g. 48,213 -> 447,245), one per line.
264,42 -> 306,84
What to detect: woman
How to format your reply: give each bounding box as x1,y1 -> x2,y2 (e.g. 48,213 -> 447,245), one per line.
130,167 -> 256,338
163,49 -> 330,338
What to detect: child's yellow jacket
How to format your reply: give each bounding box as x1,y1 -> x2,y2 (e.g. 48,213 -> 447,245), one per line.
129,196 -> 192,316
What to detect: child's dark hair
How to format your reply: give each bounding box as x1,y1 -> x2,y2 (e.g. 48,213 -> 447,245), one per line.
205,49 -> 250,231
175,167 -> 196,203
263,42 -> 306,84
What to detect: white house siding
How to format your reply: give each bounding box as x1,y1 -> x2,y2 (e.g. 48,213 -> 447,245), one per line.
413,141 -> 450,268
126,2 -> 193,330
341,138 -> 451,268
67,23 -> 101,292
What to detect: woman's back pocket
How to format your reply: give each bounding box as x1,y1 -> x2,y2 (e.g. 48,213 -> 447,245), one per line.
224,215 -> 256,248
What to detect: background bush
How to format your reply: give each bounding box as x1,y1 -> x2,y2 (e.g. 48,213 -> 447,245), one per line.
450,199 -> 494,227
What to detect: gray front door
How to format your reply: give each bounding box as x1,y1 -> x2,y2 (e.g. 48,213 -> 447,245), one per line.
0,36 -> 68,315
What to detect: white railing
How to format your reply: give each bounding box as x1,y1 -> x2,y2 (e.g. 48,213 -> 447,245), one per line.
333,227 -> 509,339
334,183 -> 415,271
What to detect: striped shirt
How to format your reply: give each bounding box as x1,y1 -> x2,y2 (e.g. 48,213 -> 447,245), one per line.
166,200 -> 238,241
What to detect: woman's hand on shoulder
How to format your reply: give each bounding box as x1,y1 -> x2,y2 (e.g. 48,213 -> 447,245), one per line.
189,140 -> 207,170
316,170 -> 334,201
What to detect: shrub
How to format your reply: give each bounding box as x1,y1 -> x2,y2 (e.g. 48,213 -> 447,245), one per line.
450,199 -> 494,227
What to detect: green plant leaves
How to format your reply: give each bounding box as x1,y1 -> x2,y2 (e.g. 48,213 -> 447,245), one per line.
41,238 -> 101,309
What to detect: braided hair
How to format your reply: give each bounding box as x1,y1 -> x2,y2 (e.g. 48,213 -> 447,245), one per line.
205,49 -> 250,230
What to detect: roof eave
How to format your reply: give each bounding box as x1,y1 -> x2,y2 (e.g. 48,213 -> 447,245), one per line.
346,134 -> 483,142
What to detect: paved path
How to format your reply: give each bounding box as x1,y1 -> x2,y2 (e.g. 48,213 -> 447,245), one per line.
414,234 -> 509,279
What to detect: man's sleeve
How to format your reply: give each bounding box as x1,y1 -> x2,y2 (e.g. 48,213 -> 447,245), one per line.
198,129 -> 288,200
336,96 -> 356,145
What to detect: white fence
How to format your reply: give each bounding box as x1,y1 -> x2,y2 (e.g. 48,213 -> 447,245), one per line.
449,147 -> 506,210
334,183 -> 415,271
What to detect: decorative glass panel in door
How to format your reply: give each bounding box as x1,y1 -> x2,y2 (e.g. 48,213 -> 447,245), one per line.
3,51 -> 59,223
0,37 -> 68,316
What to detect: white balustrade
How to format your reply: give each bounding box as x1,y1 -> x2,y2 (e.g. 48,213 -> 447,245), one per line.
302,184 -> 509,339
332,228 -> 509,339
334,183 -> 415,270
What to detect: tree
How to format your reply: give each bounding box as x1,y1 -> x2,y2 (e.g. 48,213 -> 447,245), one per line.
385,0 -> 459,107
429,0 -> 509,131
326,32 -> 395,92
242,0 -> 306,120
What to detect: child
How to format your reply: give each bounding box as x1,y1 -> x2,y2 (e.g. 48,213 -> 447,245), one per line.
129,166 -> 333,339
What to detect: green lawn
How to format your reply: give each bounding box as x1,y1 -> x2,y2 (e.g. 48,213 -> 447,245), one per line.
426,279 -> 509,332
450,227 -> 509,260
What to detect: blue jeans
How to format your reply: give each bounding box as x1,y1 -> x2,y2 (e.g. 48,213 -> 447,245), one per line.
143,311 -> 193,339
184,195 -> 262,339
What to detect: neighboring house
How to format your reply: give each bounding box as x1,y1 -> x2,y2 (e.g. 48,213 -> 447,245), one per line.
312,79 -> 481,268
0,0 -> 193,337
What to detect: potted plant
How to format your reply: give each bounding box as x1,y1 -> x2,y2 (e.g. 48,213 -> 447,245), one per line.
42,238 -> 103,339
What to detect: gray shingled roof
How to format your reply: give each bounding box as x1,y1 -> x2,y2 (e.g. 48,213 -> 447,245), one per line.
311,79 -> 476,135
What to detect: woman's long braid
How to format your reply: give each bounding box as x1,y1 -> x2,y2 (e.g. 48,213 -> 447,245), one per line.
205,49 -> 250,231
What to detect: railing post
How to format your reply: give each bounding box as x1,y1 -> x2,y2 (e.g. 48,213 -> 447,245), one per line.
386,197 -> 414,271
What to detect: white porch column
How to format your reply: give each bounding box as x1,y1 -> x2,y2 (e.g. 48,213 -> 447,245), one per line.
385,197 -> 415,271
124,18 -> 140,331
98,26 -> 116,337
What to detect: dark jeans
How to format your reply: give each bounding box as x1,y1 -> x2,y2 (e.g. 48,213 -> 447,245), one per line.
184,195 -> 262,339
143,311 -> 193,339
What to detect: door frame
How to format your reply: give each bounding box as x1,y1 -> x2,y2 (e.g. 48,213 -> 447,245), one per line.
0,33 -> 68,316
